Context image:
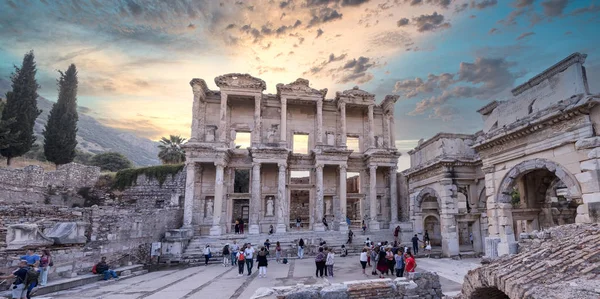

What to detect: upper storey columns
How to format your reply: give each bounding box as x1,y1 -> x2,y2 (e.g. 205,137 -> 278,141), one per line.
339,102 -> 347,147
280,97 -> 287,144
368,104 -> 375,148
317,99 -> 323,145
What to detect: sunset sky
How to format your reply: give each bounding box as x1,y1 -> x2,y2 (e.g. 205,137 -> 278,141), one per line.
1,0 -> 599,170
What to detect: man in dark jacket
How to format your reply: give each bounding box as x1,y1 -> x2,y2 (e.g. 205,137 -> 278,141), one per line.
95,257 -> 118,281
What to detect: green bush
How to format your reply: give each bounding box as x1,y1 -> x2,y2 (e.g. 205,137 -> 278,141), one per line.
112,164 -> 184,190
90,152 -> 133,172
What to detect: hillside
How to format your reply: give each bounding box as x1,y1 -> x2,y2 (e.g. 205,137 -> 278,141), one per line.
0,81 -> 160,166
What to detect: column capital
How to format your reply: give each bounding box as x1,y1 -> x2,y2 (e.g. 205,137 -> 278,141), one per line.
281,96 -> 287,104
337,101 -> 346,111
220,92 -> 227,100
315,164 -> 324,171
369,165 -> 378,171
214,161 -> 227,168
339,165 -> 347,171
390,166 -> 398,172
252,162 -> 261,168
278,163 -> 287,171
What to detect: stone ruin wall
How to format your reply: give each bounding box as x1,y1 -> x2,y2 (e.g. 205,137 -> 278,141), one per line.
118,169 -> 186,208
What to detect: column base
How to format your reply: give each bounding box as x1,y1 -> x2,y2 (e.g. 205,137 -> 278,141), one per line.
338,222 -> 348,233
369,220 -> 380,231
313,223 -> 326,232
209,225 -> 222,236
248,224 -> 260,235
275,223 -> 287,234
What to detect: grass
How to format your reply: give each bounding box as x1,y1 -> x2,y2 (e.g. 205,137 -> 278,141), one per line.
0,157 -> 56,171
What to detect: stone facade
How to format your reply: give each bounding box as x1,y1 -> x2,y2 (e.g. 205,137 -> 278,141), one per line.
403,134 -> 486,257
118,169 -> 186,208
183,75 -> 400,236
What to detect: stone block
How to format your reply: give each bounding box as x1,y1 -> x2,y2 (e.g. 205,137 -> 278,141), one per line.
588,202 -> 600,222
6,223 -> 54,250
45,222 -> 88,245
575,137 -> 600,150
320,284 -> 349,299
587,148 -> 600,159
580,159 -> 600,171
582,193 -> 600,204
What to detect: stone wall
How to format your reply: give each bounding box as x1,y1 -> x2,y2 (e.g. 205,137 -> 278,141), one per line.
118,169 -> 186,208
253,272 -> 444,299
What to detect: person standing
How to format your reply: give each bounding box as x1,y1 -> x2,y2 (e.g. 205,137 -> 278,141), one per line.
362,220 -> 367,234
385,247 -> 395,276
239,218 -> 245,234
404,250 -> 416,274
394,226 -> 400,243
322,217 -> 329,231
39,249 -> 52,286
370,246 -> 379,275
347,229 -> 354,244
424,230 -> 430,242
377,246 -> 389,278
234,220 -> 240,234
314,247 -> 326,278
256,247 -> 269,278
244,244 -> 255,276
236,249 -> 245,276
222,244 -> 230,267
325,248 -> 335,277
297,238 -> 305,259
296,216 -> 302,230
0,260 -> 28,299
411,234 -> 420,255
203,245 -> 211,266
275,241 -> 282,263
359,248 -> 368,274
395,248 -> 405,277
231,241 -> 239,266
470,232 -> 474,246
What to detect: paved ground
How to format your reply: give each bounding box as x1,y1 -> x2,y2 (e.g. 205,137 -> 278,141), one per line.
35,256 -> 481,299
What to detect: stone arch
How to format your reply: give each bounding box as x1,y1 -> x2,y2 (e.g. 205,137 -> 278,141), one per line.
415,186 -> 442,209
495,158 -> 582,204
477,188 -> 487,210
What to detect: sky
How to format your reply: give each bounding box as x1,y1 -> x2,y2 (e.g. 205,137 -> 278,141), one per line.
1,0 -> 599,171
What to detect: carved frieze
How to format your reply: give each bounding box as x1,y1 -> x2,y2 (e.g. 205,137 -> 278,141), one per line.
276,78 -> 327,98
214,73 -> 266,91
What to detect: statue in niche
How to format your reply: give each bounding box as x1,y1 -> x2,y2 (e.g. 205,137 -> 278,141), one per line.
325,198 -> 332,215
326,132 -> 335,146
206,200 -> 214,217
377,198 -> 381,215
230,129 -> 237,147
376,136 -> 383,148
267,125 -> 279,143
266,197 -> 274,216
206,126 -> 216,142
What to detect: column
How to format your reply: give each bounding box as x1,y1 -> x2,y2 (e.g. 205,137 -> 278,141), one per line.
339,102 -> 347,147
382,113 -> 390,148
249,162 -> 261,234
218,92 -> 228,143
253,94 -> 261,144
276,163 -> 287,233
191,93 -> 201,141
314,164 -> 325,231
210,162 -> 225,236
389,115 -> 396,149
368,104 -> 375,148
316,99 -> 323,145
389,166 -> 398,225
182,162 -> 196,228
369,165 -> 380,230
440,214 -> 459,256
339,165 -> 348,232
280,97 -> 287,144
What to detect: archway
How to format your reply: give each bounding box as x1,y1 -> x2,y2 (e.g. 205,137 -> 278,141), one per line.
470,287 -> 509,299
423,214 -> 441,246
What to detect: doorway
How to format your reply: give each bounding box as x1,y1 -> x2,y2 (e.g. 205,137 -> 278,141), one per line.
290,190 -> 310,230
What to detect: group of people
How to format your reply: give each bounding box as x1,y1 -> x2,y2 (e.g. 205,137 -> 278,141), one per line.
359,239 -> 416,278
203,239 -> 285,278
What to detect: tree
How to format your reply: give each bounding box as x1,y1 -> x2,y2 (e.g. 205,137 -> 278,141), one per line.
90,152 -> 133,172
0,51 -> 42,166
43,64 -> 79,166
158,135 -> 186,164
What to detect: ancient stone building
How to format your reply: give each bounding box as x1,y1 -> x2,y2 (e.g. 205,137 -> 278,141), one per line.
474,53 -> 600,257
403,134 -> 486,257
182,74 -> 400,236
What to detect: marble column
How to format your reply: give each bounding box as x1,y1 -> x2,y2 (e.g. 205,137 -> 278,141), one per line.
316,99 -> 323,145
182,162 -> 196,228
254,94 -> 261,144
210,162 -> 225,236
339,102 -> 347,147
249,162 -> 261,234
280,97 -> 287,144
191,92 -> 201,141
339,165 -> 348,232
368,105 -> 375,148
276,163 -> 287,234
389,115 -> 396,149
314,164 -> 325,231
369,165 -> 380,230
219,92 -> 228,143
389,166 -> 398,225
382,113 -> 390,148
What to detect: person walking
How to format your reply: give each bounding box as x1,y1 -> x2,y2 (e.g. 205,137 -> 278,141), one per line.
424,230 -> 430,242
359,248 -> 368,274
405,250 -> 416,274
385,246 -> 395,276
297,238 -> 305,259
395,247 -> 405,277
377,246 -> 389,278
362,220 -> 367,234
347,229 -> 354,244
394,226 -> 400,243
203,245 -> 212,266
411,234 -> 420,255
236,248 -> 245,276
322,217 -> 329,231
231,241 -> 239,266
244,244 -> 255,276
222,244 -> 230,267
325,248 -> 335,277
314,247 -> 326,278
275,241 -> 282,263
257,247 -> 268,278
370,246 -> 379,275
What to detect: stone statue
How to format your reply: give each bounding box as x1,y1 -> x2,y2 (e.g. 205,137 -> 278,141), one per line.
376,199 -> 381,214
206,126 -> 216,142
326,132 -> 335,146
267,125 -> 278,143
376,136 -> 383,148
266,197 -> 274,216
325,198 -> 332,215
206,200 -> 214,217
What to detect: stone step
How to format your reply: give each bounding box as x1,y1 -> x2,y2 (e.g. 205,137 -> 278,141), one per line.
0,264 -> 145,297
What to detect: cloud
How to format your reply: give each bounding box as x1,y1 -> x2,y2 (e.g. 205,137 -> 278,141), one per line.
303,53 -> 348,75
316,28 -> 324,38
397,18 -> 410,26
96,117 -> 165,139
77,106 -> 92,114
336,56 -> 377,84
516,31 -> 535,40
541,0 -> 569,17
514,0 -> 535,8
430,106 -> 459,121
341,0 -> 371,6
308,7 -> 343,27
470,0 -> 498,10
405,0 -> 451,9
394,73 -> 455,97
488,27 -> 499,34
570,4 -> 600,15
412,12 -> 451,32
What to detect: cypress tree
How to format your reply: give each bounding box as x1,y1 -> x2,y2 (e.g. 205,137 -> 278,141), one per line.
43,64 -> 79,166
0,51 -> 42,166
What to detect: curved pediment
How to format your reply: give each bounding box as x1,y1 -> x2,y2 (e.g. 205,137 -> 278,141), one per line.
276,78 -> 327,98
336,86 -> 375,100
214,73 -> 266,91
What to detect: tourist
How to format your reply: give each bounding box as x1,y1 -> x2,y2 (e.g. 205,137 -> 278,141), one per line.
95,257 -> 118,280
359,248 -> 368,274
0,260 -> 28,299
314,247 -> 326,278
234,220 -> 240,234
231,241 -> 239,266
322,217 -> 329,231
404,250 -> 416,274
411,234 -> 420,255
275,241 -> 282,263
244,243 -> 255,276
470,232 -> 474,246
296,216 -> 302,229
239,218 -> 245,234
236,248 -> 245,276
385,246 -> 395,276
203,245 -> 212,266
26,261 -> 40,299
395,248 -> 405,277
346,216 -> 351,226
392,241 -> 399,255
39,249 -> 52,286
269,224 -> 274,235
20,249 -> 40,266
256,247 -> 268,278
297,238 -> 305,259
325,248 -> 335,277
362,220 -> 367,234
222,243 -> 230,267
370,246 -> 379,275
394,225 -> 400,243
347,229 -> 354,244
340,245 -> 348,257
264,239 -> 271,252
424,240 -> 432,256
424,230 -> 430,242
365,237 -> 372,247
377,246 -> 389,278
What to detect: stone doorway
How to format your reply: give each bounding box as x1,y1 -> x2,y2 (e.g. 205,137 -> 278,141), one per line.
423,215 -> 441,246
232,199 -> 249,230
346,197 -> 362,227
290,190 -> 310,230
458,221 -> 474,252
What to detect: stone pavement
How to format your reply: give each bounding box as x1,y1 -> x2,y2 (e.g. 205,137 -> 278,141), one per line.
32,256 -> 480,299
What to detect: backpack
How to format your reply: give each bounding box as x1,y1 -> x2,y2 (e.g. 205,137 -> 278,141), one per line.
223,245 -> 230,255
91,265 -> 97,274
24,267 -> 39,288
282,258 -> 288,264
238,252 -> 245,261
